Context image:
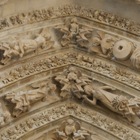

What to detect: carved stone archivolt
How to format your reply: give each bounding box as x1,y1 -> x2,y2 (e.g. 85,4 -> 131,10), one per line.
55,67 -> 140,125
0,17 -> 140,71
0,28 -> 54,65
0,3 -> 140,140
0,5 -> 139,36
5,79 -> 57,117
1,50 -> 140,93
0,102 -> 139,140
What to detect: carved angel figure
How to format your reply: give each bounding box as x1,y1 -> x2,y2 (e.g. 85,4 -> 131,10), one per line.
55,67 -> 91,98
55,67 -> 140,124
55,18 -> 92,48
54,119 -> 91,140
83,85 -> 140,123
0,29 -> 53,65
5,80 -> 56,117
91,31 -> 115,57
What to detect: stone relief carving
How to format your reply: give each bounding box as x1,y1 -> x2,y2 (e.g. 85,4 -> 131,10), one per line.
55,67 -> 92,98
113,39 -> 134,60
55,67 -> 140,124
0,5 -> 139,35
56,20 -> 140,69
0,28 -> 54,65
91,31 -> 116,58
5,80 -> 56,117
1,51 -> 140,91
0,102 -> 139,140
0,102 -> 11,126
53,119 -> 94,140
55,18 -> 92,48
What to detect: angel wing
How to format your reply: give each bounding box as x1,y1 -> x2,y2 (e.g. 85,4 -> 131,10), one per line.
78,28 -> 92,41
55,26 -> 69,34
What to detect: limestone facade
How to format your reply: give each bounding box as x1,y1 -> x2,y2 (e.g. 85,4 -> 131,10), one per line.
0,0 -> 140,140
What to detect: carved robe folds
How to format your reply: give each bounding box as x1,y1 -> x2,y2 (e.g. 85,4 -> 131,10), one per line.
55,67 -> 140,125
5,81 -> 56,117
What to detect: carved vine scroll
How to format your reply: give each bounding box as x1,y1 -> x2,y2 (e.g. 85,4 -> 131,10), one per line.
0,5 -> 139,36
0,102 -> 139,140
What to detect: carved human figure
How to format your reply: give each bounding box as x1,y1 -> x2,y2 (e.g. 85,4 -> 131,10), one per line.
5,80 -> 56,117
91,31 -> 115,57
83,85 -> 140,123
54,119 -> 91,140
55,67 -> 91,98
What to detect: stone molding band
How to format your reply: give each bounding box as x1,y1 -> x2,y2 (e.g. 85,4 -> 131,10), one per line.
0,5 -> 139,36
1,50 -> 140,92
0,101 -> 139,140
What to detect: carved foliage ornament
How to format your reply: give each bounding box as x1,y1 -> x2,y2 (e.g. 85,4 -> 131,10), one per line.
53,119 -> 96,140
0,5 -> 139,35
0,18 -> 140,70
0,102 -> 139,140
1,51 -> 140,91
5,79 -> 57,117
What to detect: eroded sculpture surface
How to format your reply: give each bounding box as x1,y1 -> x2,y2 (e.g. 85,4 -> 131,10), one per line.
53,119 -> 98,140
0,28 -> 54,65
0,5 -> 138,36
55,67 -> 140,124
56,18 -> 92,48
5,80 -> 56,117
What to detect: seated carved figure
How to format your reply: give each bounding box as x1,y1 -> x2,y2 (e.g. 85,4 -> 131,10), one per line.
5,81 -> 56,117
55,67 -> 91,98
54,119 -> 91,140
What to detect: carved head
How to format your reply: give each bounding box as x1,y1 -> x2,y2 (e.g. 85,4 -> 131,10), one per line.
67,119 -> 74,125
